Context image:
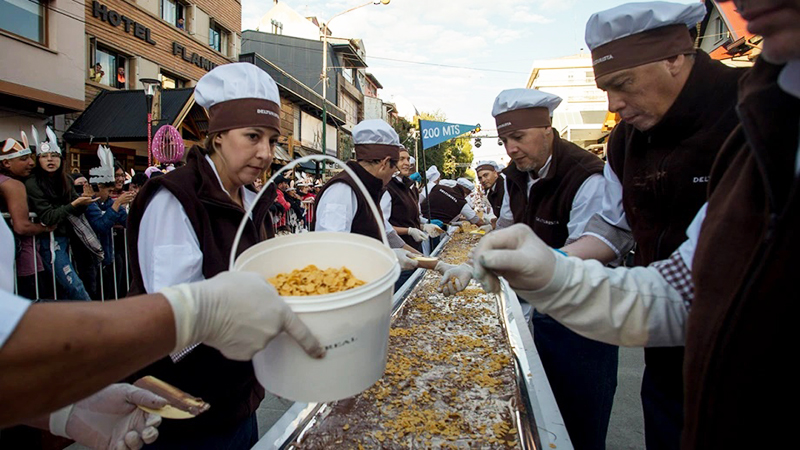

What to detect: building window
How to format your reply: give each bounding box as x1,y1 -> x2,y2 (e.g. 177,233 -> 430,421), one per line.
209,20 -> 228,55
0,0 -> 46,44
161,0 -> 185,29
89,38 -> 128,89
159,72 -> 186,90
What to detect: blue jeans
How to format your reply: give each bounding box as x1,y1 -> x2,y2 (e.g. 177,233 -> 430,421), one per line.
533,311 -> 618,450
143,413 -> 258,450
39,235 -> 91,301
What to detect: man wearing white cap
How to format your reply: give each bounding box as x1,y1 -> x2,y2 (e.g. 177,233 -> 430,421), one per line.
420,175 -> 486,228
126,62 -> 323,448
554,3 -> 747,448
312,119 -> 420,269
470,2 -> 800,446
475,160 -> 504,219
484,87 -> 614,450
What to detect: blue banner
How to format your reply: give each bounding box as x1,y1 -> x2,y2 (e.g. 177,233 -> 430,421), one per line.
419,120 -> 478,150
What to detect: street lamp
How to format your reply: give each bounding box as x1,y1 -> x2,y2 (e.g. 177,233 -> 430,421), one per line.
140,78 -> 161,166
320,0 -> 390,175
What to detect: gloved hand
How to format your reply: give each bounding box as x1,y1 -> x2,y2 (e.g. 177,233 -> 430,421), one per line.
436,263 -> 473,296
160,271 -> 325,361
422,223 -> 444,238
407,227 -> 429,242
393,249 -> 420,271
478,224 -> 494,233
50,384 -> 167,450
471,223 -> 556,294
430,219 -> 444,228
409,172 -> 422,182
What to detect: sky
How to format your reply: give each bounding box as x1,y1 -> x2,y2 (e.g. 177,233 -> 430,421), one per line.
241,0 -> 647,163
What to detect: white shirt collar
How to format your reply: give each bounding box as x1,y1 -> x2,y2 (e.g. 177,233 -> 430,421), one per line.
527,155 -> 553,183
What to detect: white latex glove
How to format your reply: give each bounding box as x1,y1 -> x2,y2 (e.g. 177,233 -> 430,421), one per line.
471,223 -> 556,294
393,248 -> 420,271
50,384 -> 166,450
437,263 -> 473,296
160,271 -> 325,361
407,227 -> 429,242
478,224 -> 494,233
421,223 -> 444,238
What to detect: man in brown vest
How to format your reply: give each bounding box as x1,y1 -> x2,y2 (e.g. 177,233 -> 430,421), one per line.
475,160 -> 504,221
471,1 -> 800,448
491,87 -> 615,450
312,119 -> 419,270
555,3 -> 747,448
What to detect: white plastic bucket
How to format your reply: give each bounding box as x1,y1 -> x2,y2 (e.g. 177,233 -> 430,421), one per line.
228,155 -> 400,402
234,232 -> 399,402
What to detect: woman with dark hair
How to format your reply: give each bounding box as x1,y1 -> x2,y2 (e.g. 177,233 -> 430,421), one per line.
25,128 -> 96,300
126,63 -> 319,448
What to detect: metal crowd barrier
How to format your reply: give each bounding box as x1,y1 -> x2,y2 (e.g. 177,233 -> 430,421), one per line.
2,212 -> 130,302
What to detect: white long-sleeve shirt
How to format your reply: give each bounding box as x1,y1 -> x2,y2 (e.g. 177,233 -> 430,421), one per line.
137,155 -> 256,293
316,182 -> 405,248
517,203 -> 706,348
496,156 -> 606,242
0,218 -> 30,349
579,163 -> 635,259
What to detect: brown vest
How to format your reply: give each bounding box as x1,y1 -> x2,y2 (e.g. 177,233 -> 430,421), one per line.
486,175 -> 505,218
387,176 -> 422,251
125,147 -> 275,435
420,184 -> 468,223
607,51 -> 746,266
311,160 -> 385,241
505,132 -> 604,248
684,59 -> 800,449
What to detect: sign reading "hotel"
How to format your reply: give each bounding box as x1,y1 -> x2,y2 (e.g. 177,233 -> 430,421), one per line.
92,1 -> 156,45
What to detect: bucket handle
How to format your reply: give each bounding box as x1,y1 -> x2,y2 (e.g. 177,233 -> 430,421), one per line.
229,155 -> 392,271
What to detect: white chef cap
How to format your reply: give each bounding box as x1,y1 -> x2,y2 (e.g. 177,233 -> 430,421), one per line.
426,165 -> 441,182
585,1 -> 705,78
195,63 -> 281,133
492,88 -> 563,136
457,178 -> 475,192
475,160 -> 501,173
353,119 -> 401,161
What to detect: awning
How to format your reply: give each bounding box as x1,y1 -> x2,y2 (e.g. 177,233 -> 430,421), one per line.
63,88 -> 195,143
331,42 -> 368,68
273,145 -> 291,164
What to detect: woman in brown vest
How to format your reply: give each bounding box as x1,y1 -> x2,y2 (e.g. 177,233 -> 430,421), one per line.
126,63 -> 323,449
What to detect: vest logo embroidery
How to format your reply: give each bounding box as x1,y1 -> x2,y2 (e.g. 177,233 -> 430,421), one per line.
439,190 -> 458,203
693,176 -> 710,183
535,217 -> 559,226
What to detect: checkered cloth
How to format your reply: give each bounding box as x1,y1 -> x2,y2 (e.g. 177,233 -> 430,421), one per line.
170,344 -> 199,363
650,249 -> 694,310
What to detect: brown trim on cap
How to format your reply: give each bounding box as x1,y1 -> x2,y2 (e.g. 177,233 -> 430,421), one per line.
207,98 -> 281,134
494,107 -> 551,136
354,144 -> 400,161
591,24 -> 696,79
476,164 -> 497,173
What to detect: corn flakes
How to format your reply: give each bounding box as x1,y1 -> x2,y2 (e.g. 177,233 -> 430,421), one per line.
268,265 -> 366,296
